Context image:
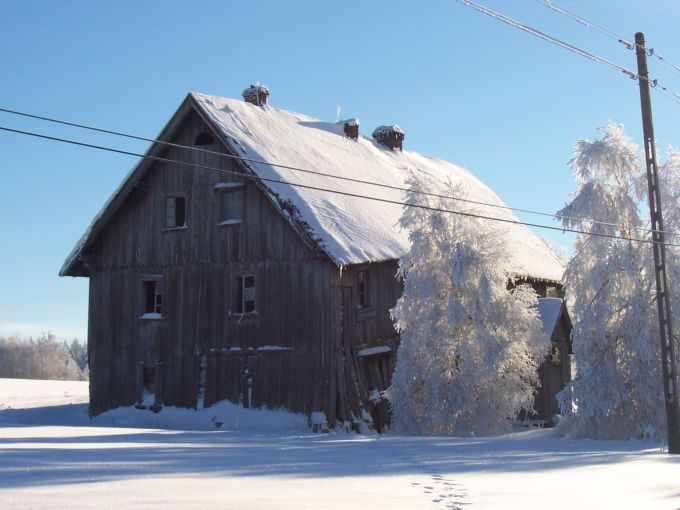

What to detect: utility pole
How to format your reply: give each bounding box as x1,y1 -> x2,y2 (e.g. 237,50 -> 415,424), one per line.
635,32 -> 680,454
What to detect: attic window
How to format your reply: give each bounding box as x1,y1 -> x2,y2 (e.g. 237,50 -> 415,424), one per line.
165,195 -> 186,228
195,132 -> 214,146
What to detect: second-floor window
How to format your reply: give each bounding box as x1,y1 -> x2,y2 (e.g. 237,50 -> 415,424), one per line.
216,183 -> 244,225
165,195 -> 186,228
237,274 -> 256,313
357,269 -> 369,308
142,277 -> 163,318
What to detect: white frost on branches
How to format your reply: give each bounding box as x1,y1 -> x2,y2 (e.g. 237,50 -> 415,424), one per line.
556,122 -> 680,440
388,175 -> 549,436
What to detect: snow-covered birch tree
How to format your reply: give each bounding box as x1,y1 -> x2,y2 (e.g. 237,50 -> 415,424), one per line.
388,175 -> 549,436
556,122 -> 670,439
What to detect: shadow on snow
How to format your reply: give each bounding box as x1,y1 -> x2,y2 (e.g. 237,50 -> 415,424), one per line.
0,403 -> 676,490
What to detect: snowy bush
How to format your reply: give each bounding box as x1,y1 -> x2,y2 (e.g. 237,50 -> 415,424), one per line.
556,122 -> 680,440
387,175 -> 549,436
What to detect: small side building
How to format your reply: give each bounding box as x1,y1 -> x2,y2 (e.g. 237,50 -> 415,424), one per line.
533,297 -> 573,425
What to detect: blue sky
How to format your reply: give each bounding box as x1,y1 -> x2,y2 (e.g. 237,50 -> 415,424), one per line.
1,0 -> 679,341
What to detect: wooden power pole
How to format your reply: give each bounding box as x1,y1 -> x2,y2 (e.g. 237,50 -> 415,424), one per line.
635,31 -> 680,454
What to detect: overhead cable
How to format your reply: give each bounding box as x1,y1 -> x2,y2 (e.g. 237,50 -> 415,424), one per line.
535,0 -> 634,49
455,0 -> 680,103
455,0 -> 636,78
536,0 -> 680,77
1,124 -> 678,249
1,105 -> 675,238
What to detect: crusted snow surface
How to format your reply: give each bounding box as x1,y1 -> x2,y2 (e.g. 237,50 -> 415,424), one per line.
193,93 -> 564,281
2,378 -> 680,509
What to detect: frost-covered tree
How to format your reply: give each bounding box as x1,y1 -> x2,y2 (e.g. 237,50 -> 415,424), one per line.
655,148 -> 680,320
0,333 -> 86,380
388,175 -> 549,436
556,122 -> 670,439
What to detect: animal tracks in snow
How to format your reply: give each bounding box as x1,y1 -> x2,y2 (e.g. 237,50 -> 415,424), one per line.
410,473 -> 469,509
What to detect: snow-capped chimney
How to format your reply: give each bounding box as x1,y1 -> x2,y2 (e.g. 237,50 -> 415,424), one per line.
342,119 -> 359,140
372,125 -> 404,151
242,84 -> 269,106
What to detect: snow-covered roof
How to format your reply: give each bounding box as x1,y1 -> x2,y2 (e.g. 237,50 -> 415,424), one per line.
536,298 -> 564,338
192,92 -> 564,281
61,92 -> 565,282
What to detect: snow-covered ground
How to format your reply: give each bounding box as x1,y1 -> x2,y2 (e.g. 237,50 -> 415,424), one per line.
1,378 -> 679,509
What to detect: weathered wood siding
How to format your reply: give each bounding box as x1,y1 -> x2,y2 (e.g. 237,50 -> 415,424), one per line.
338,261 -> 402,429
86,108 -> 338,419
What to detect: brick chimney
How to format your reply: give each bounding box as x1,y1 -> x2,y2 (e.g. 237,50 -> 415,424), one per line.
372,125 -> 404,151
242,84 -> 269,106
342,118 -> 359,140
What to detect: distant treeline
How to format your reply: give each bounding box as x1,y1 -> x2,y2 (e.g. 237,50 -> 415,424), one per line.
0,334 -> 88,381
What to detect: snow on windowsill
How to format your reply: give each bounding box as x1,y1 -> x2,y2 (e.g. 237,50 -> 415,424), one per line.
357,345 -> 391,358
214,182 -> 245,190
162,225 -> 189,232
218,219 -> 242,226
139,313 -> 164,320
368,389 -> 383,403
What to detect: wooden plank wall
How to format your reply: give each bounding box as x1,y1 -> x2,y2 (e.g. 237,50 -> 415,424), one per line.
86,109 -> 337,418
337,261 -> 402,428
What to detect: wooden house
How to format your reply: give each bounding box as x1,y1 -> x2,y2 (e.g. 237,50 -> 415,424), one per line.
60,86 -> 568,431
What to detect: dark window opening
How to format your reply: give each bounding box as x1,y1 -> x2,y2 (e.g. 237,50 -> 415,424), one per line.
237,274 -> 256,313
165,196 -> 186,228
194,132 -> 214,145
357,269 -> 369,308
142,365 -> 156,395
143,280 -> 163,315
137,364 -> 161,410
220,189 -> 244,224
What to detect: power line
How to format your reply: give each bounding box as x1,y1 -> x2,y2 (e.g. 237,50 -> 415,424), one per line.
1,124 -> 677,249
455,0 -> 680,104
455,0 -> 636,77
535,0 -> 634,49
1,105 -> 675,239
536,0 -> 680,77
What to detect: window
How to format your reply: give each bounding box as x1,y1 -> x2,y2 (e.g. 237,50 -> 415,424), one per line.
142,277 -> 163,318
357,269 -> 369,308
237,274 -> 256,313
165,195 -> 186,228
194,132 -> 214,146
216,183 -> 244,225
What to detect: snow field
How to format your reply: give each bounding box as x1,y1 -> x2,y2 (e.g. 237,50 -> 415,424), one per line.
1,378 -> 679,509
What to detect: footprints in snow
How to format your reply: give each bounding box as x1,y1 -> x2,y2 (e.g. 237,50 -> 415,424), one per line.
410,473 -> 469,509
